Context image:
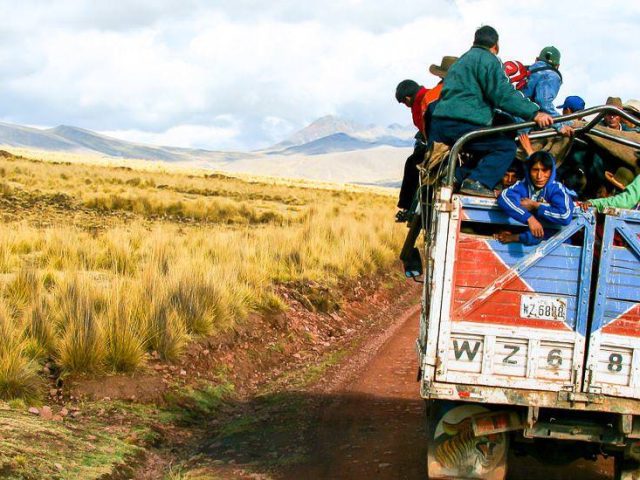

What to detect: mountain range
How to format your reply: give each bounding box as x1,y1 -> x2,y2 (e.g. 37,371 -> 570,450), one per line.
0,116 -> 414,185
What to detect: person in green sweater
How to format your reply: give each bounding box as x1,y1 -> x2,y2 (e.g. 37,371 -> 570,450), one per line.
582,174 -> 640,211
430,25 -> 554,197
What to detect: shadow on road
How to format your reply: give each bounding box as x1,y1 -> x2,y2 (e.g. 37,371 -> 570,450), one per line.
182,389 -> 613,480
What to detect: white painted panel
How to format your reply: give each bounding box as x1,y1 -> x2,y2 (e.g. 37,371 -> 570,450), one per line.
448,334 -> 483,374
537,341 -> 574,381
596,346 -> 633,387
493,338 -> 528,377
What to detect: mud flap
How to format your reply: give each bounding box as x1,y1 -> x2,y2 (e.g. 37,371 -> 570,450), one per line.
426,401 -> 508,480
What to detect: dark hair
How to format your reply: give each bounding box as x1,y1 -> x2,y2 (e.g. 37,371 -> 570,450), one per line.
395,79 -> 421,103
473,25 -> 499,48
527,151 -> 555,171
563,169 -> 587,197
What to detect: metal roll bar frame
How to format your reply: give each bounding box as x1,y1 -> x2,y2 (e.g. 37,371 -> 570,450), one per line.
445,105 -> 640,187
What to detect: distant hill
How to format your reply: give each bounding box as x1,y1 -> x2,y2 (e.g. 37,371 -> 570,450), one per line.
225,145 -> 411,185
0,122 -> 252,163
275,132 -> 412,156
0,116 -> 413,185
266,115 -> 414,154
0,122 -> 79,151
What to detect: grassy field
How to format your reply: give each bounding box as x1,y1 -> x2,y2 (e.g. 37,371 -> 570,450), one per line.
0,149 -> 404,401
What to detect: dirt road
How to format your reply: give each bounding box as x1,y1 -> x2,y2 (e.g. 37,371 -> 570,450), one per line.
282,306 -> 614,480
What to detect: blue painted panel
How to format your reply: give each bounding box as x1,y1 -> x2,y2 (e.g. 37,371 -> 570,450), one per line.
519,276 -> 578,296
605,284 -> 640,303
590,213 -> 640,331
603,299 -> 638,320
490,241 -> 582,263
491,239 -> 580,296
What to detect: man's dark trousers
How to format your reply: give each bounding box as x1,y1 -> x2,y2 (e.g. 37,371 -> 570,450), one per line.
397,143 -> 427,209
429,118 -> 516,189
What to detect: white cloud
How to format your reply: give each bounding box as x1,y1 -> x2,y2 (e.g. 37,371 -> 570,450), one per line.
102,118 -> 242,150
0,0 -> 638,150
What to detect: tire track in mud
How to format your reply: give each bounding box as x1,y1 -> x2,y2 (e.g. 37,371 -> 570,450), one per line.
284,305 -> 427,479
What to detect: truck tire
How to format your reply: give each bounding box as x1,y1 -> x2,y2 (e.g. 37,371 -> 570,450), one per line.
426,400 -> 508,480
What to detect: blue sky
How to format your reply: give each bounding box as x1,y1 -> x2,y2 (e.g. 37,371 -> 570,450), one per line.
0,0 -> 638,150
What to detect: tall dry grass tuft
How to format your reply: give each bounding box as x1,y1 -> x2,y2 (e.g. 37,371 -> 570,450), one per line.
169,269 -> 217,336
96,232 -> 138,275
24,296 -> 55,358
5,266 -> 41,315
139,267 -> 187,362
53,276 -> 106,373
0,301 -> 41,401
104,283 -> 147,372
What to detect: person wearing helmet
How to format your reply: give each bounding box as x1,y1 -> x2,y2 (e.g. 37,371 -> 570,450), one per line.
521,46 -> 574,137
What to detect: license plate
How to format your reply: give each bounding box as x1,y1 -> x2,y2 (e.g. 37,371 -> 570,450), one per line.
520,294 -> 567,321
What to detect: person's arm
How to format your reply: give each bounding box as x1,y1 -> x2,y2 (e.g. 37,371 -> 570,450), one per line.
518,133 -> 535,156
605,170 -> 627,191
590,175 -> 640,211
480,57 -> 539,121
497,181 -> 532,224
537,185 -> 574,226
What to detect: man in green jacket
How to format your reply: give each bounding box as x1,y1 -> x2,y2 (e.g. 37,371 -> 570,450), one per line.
430,25 -> 554,197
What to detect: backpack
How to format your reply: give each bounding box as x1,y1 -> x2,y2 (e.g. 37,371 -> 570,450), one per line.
504,60 -> 562,91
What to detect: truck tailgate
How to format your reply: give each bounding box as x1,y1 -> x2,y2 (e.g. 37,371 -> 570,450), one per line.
434,196 -> 595,392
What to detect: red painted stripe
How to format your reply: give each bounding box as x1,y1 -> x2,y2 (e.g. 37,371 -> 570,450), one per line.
602,304 -> 640,336
452,289 -> 572,331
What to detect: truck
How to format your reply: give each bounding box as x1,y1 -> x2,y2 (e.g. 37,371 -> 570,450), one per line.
406,105 -> 640,479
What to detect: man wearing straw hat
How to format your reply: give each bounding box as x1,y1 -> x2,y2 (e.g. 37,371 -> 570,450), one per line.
622,99 -> 640,133
394,55 -> 457,221
602,96 -> 626,131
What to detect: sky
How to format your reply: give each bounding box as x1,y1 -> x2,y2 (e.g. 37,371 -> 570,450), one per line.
0,0 -> 638,151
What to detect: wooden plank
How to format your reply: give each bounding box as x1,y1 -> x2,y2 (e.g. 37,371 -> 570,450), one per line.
492,338 -> 528,377
605,283 -> 640,302
596,346 -> 633,387
536,341 -> 574,381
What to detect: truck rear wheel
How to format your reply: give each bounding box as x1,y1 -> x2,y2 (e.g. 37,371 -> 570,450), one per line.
426,400 -> 508,480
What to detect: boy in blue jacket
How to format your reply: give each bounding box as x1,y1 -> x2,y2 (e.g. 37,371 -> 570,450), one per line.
495,135 -> 575,245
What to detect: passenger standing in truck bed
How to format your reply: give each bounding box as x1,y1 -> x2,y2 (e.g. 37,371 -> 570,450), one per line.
430,25 -> 553,197
394,56 -> 457,221
495,135 -> 575,245
520,46 -> 574,138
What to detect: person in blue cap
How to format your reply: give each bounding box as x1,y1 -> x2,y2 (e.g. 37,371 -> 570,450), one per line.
557,95 -> 586,115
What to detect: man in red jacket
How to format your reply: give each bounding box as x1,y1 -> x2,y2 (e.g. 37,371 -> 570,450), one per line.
394,56 -> 457,221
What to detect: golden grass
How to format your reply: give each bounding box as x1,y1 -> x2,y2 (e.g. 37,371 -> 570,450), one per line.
0,302 -> 42,401
53,276 -> 106,374
0,149 -> 404,398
